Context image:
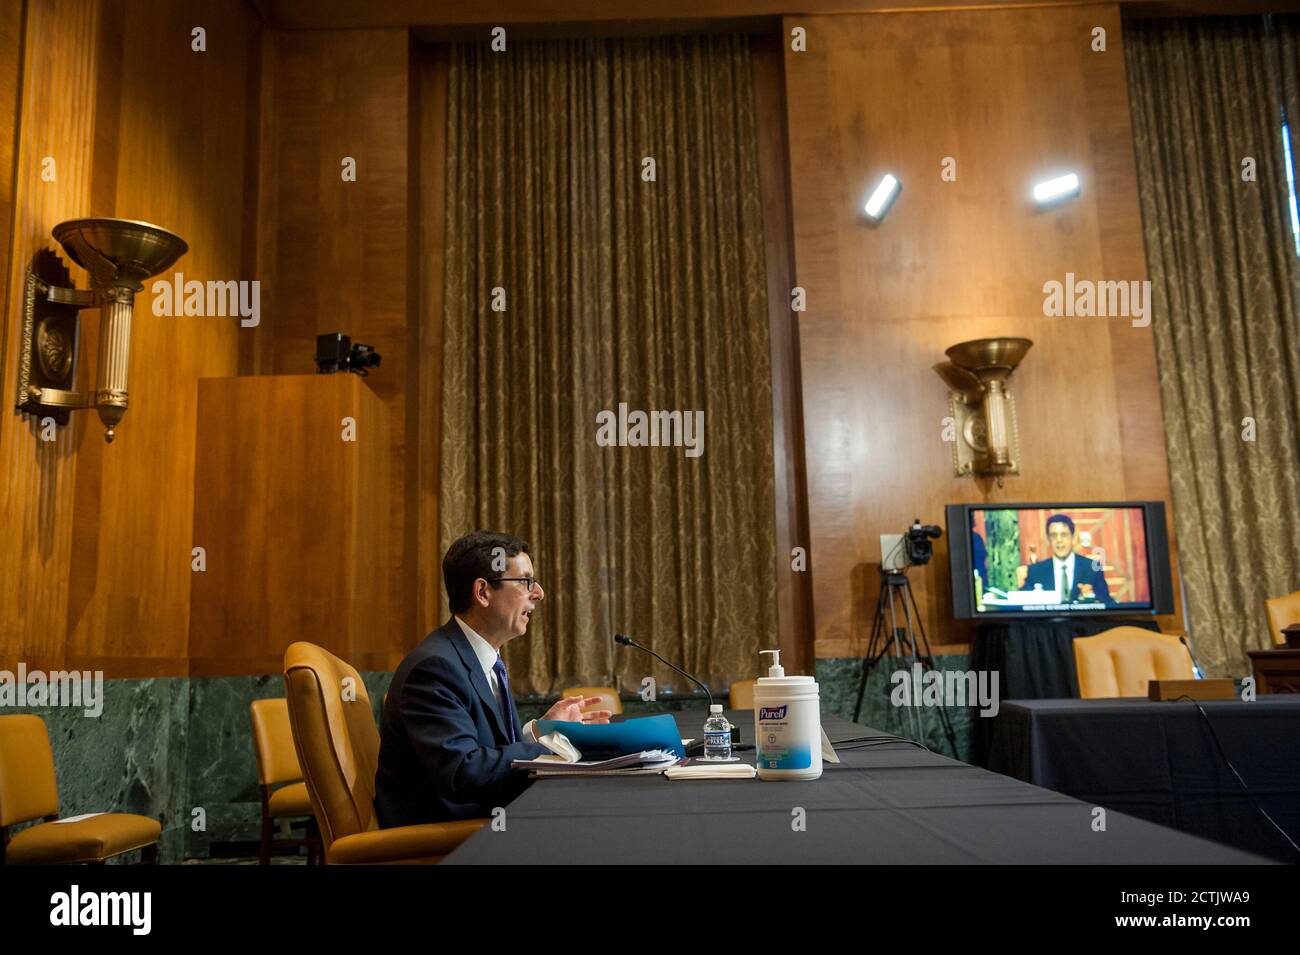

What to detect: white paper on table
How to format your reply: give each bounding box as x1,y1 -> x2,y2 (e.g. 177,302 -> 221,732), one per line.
821,727 -> 841,763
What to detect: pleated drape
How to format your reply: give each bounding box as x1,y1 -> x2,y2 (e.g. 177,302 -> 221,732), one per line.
439,36 -> 778,695
1126,16 -> 1300,675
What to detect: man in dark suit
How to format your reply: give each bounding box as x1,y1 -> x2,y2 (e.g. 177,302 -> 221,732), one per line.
1021,514 -> 1114,606
375,531 -> 612,826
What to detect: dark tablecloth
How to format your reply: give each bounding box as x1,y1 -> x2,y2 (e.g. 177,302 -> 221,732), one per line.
987,696 -> 1300,862
445,709 -> 1268,864
969,617 -> 1162,764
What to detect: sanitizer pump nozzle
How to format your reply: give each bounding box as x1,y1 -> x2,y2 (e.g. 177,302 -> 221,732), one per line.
760,649 -> 784,678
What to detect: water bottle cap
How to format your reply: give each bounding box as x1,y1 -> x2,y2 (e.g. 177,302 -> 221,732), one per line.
709,704 -> 723,713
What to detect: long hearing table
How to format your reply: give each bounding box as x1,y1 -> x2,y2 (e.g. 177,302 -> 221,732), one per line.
444,709 -> 1268,864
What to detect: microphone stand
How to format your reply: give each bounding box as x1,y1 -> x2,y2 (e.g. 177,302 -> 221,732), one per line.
1179,633 -> 1206,680
613,633 -> 714,709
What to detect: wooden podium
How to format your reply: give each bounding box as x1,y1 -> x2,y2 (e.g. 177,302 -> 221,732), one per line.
1248,648 -> 1300,695
189,375 -> 401,675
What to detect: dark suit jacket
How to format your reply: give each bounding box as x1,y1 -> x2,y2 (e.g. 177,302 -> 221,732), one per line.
375,618 -> 549,827
1023,553 -> 1114,606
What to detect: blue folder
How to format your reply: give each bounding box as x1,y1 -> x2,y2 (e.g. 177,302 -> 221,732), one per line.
534,713 -> 686,760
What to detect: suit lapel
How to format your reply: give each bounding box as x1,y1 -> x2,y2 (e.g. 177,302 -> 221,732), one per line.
445,618 -> 511,744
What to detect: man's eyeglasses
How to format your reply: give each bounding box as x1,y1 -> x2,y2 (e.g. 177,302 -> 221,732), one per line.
496,577 -> 541,593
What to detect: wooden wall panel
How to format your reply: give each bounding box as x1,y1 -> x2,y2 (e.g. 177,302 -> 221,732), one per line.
752,32 -> 814,676
0,0 -> 259,675
253,29 -> 413,658
1,0 -> 102,667
255,0 -> 1287,31
189,374 -> 397,674
783,4 -> 1182,658
415,43 -> 447,638
67,0 -> 260,672
0,0 -> 22,374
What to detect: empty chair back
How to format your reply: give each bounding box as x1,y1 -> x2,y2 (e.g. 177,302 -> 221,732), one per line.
250,698 -> 304,788
1073,627 -> 1194,698
729,679 -> 757,710
0,715 -> 60,827
283,642 -> 381,854
1265,590 -> 1300,646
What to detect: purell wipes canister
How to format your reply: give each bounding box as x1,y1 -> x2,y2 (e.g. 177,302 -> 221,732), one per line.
753,649 -> 823,781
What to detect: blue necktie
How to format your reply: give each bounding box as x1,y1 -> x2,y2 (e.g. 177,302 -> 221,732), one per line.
491,656 -> 520,744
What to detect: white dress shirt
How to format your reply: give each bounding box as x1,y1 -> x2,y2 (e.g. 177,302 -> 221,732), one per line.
1053,556 -> 1073,599
453,615 -> 541,744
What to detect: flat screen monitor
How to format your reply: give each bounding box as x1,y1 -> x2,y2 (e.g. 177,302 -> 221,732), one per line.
945,501 -> 1174,620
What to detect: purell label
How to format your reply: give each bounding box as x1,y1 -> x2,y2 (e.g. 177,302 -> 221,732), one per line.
758,705 -> 788,720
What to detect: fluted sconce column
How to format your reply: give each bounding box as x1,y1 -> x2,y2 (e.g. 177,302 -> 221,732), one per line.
16,218 -> 188,443
937,337 -> 1032,485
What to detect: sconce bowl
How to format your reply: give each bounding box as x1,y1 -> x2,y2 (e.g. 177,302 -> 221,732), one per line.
52,218 -> 188,290
945,337 -> 1033,381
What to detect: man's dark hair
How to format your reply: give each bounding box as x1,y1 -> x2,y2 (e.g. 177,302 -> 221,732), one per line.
443,531 -> 531,614
1045,514 -> 1075,535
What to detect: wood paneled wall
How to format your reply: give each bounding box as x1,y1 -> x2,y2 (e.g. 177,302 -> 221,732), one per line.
2,2 -> 1184,676
189,375 -> 397,674
255,0 -> 1282,31
783,4 -> 1182,657
250,28 -> 440,657
752,32 -> 814,677
0,0 -> 260,675
415,44 -> 449,638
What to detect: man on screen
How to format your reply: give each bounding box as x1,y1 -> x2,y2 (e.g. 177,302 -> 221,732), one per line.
375,531 -> 613,826
1021,514 -> 1114,606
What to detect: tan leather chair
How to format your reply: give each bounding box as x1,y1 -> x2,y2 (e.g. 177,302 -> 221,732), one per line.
249,698 -> 320,864
0,715 -> 160,864
283,642 -> 485,864
1073,627 -> 1194,699
1265,589 -> 1300,646
560,686 -> 623,715
729,679 -> 757,710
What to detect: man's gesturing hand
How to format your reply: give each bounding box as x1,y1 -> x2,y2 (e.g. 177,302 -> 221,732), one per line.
542,696 -> 613,724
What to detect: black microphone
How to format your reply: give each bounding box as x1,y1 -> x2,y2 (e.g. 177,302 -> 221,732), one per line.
614,633 -> 714,708
1179,633 -> 1206,680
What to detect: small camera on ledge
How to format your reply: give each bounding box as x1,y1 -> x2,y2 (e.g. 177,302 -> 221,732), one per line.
315,332 -> 382,376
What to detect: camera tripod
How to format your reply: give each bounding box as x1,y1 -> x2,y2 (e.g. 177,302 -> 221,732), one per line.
852,567 -> 959,757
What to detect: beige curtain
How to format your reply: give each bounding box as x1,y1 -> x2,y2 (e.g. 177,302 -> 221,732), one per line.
1126,16 -> 1300,676
439,36 -> 778,696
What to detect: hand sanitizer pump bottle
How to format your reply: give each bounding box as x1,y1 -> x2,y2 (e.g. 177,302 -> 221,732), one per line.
753,649 -> 823,781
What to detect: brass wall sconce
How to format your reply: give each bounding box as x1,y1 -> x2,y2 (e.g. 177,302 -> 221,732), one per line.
16,218 -> 188,443
937,337 -> 1033,485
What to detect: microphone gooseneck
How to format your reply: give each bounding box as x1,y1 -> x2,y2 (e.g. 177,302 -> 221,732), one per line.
1179,633 -> 1206,680
614,633 -> 714,709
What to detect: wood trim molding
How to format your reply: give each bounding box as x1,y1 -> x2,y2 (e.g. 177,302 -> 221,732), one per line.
256,0 -> 1300,31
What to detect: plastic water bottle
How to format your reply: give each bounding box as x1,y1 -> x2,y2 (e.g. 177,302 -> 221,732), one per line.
703,704 -> 732,760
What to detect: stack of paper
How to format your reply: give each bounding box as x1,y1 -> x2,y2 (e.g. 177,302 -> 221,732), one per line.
665,762 -> 757,780
513,748 -> 680,778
